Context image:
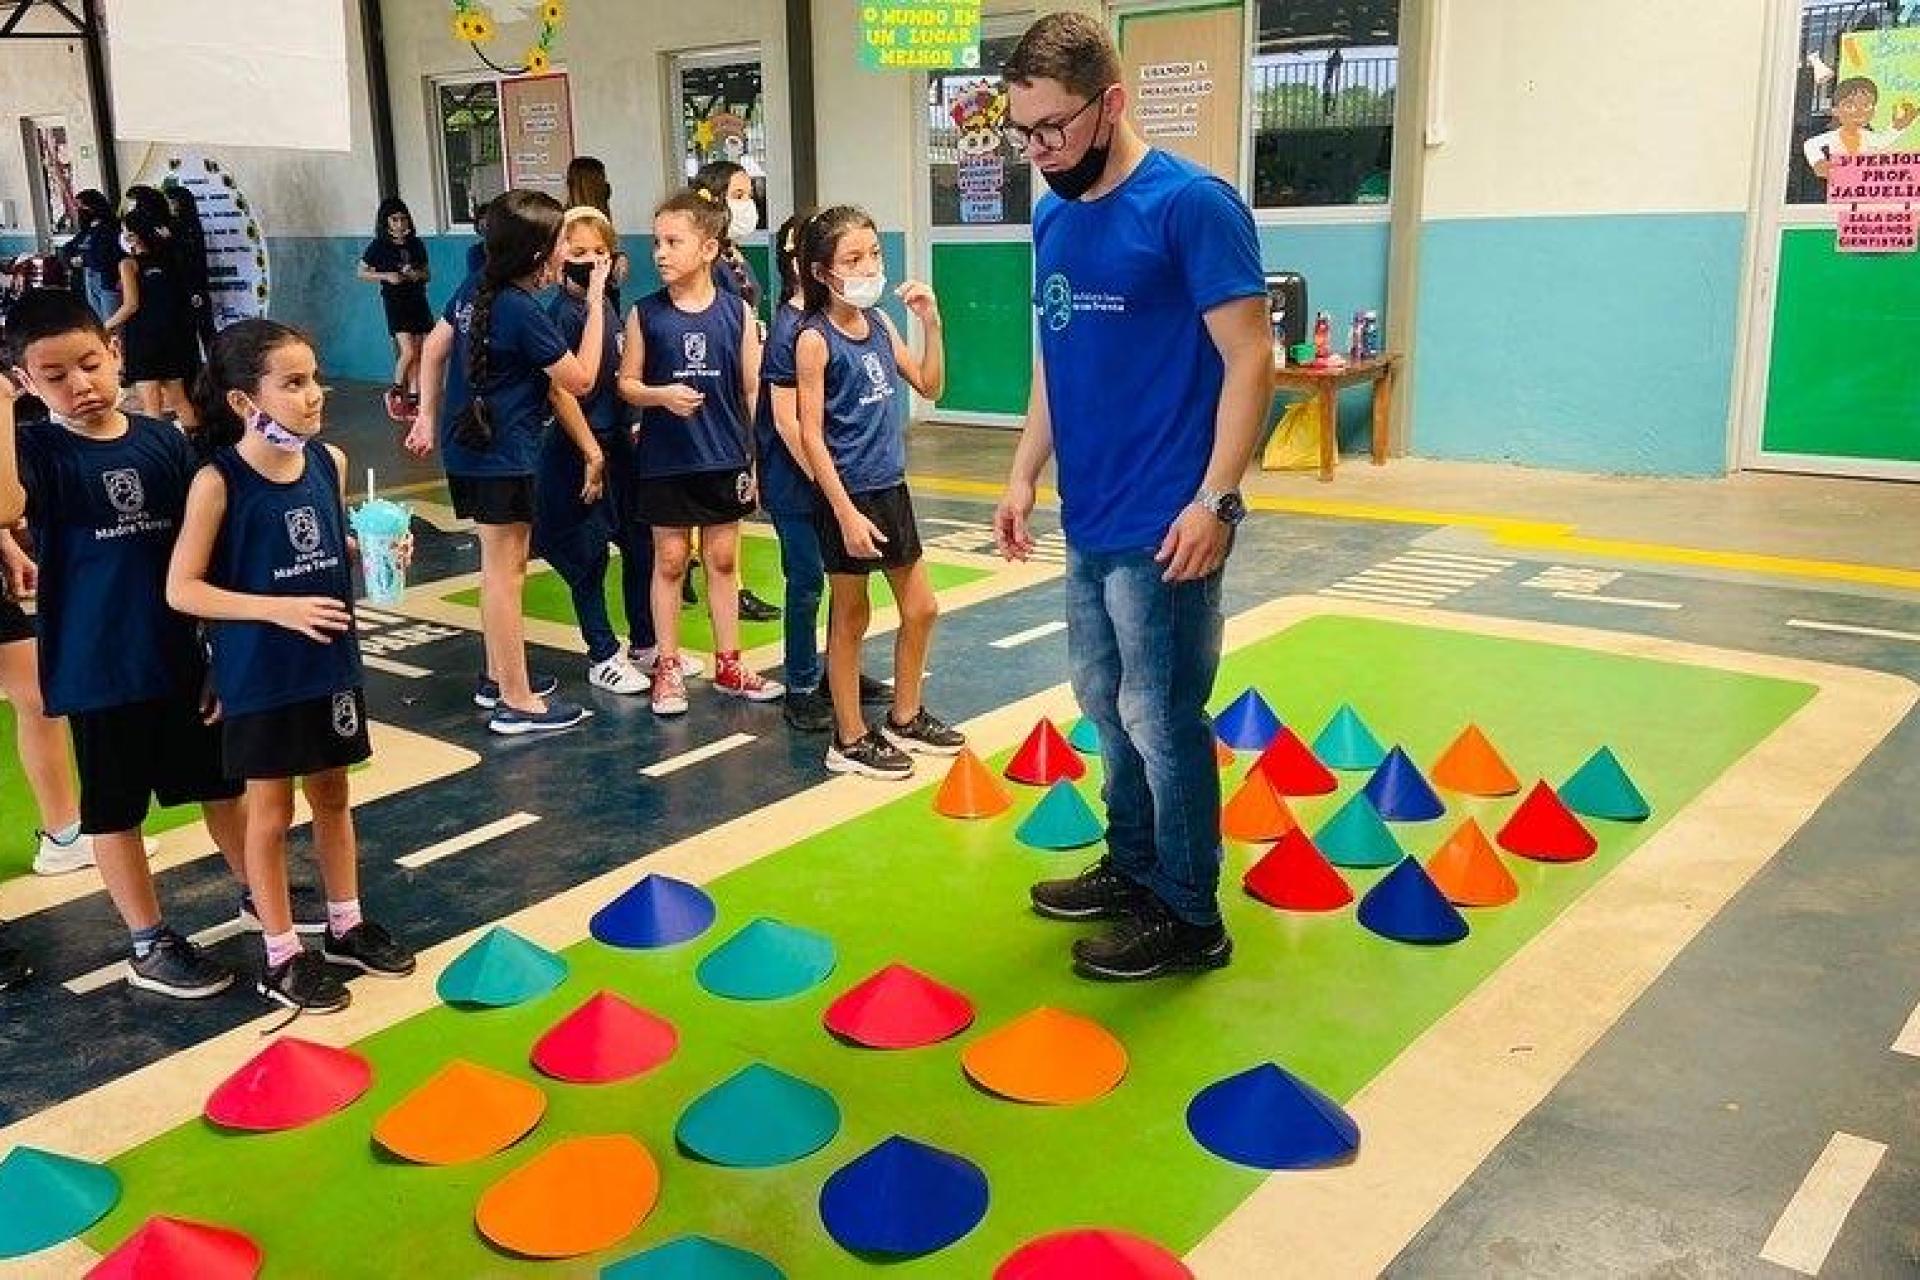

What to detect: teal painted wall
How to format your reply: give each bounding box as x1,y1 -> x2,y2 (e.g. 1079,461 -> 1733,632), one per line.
1257,221 -> 1391,451
1411,213 -> 1744,476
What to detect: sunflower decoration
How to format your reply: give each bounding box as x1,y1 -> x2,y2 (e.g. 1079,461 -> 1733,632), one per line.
449,0 -> 563,76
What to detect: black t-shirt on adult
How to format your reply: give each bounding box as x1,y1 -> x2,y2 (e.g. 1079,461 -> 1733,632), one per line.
363,236 -> 431,309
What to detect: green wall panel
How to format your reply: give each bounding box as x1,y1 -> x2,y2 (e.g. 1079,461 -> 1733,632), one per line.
931,240 -> 1033,416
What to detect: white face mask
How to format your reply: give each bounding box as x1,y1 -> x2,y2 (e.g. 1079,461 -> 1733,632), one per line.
727,197 -> 759,242
833,271 -> 887,309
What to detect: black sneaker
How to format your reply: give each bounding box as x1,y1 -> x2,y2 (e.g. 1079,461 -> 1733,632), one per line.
127,929 -> 234,999
739,589 -> 782,622
238,888 -> 328,936
858,673 -> 893,705
1030,861 -> 1149,922
258,949 -> 351,1014
881,708 -> 966,757
474,672 -> 560,710
0,931 -> 32,992
825,729 -> 915,780
1071,897 -> 1232,982
783,687 -> 834,733
321,920 -> 416,979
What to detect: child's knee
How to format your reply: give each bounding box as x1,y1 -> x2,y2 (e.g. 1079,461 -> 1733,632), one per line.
654,542 -> 690,578
301,770 -> 350,812
900,589 -> 938,631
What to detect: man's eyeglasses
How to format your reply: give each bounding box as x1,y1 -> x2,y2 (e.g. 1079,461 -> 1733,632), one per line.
1002,91 -> 1105,155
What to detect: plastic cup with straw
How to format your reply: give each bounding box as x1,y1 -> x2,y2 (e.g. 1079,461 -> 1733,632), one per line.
349,467 -> 411,606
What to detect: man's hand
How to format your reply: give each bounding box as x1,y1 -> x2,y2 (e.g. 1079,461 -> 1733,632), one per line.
1154,504 -> 1232,582
993,478 -> 1036,561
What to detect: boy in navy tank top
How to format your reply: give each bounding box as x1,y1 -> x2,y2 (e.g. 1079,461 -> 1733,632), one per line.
794,206 -> 966,779
167,320 -> 417,1013
7,290 -> 247,1000
619,190 -> 782,716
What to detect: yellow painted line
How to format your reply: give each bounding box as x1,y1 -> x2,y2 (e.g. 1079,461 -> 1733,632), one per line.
907,474 -> 1920,592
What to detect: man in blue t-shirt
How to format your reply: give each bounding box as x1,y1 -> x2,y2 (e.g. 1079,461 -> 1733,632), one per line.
994,13 -> 1271,982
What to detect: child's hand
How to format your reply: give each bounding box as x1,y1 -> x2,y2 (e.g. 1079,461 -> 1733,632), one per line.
403,417 -> 434,458
274,595 -> 354,643
896,280 -> 941,326
393,532 -> 416,572
661,384 -> 705,418
588,256 -> 613,297
839,510 -> 889,560
580,453 -> 606,502
0,540 -> 36,598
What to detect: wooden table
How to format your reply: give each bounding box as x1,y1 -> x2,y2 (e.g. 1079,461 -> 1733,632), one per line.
1268,353 -> 1400,482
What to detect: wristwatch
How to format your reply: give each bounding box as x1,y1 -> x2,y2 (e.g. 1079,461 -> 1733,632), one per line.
1194,486 -> 1247,527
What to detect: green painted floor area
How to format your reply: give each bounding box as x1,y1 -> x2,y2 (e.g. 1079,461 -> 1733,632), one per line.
0,703 -> 199,884
445,543 -> 988,659
93,616 -> 1814,1275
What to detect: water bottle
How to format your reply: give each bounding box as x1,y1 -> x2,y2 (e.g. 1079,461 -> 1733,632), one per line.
1313,311 -> 1331,360
1349,311 -> 1365,360
1362,310 -> 1381,358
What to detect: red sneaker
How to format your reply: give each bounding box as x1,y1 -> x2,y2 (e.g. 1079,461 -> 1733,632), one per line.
382,386 -> 409,423
713,652 -> 785,703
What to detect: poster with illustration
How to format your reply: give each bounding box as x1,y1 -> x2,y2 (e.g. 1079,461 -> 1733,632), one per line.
947,81 -> 1008,224
1803,26 -> 1920,181
137,153 -> 270,330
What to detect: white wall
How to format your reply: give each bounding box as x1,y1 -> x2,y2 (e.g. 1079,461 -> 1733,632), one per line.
1422,0 -> 1768,219
0,37 -> 103,238
811,0 -> 920,230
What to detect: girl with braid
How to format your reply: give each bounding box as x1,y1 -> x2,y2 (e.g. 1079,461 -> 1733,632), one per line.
405,189 -> 611,735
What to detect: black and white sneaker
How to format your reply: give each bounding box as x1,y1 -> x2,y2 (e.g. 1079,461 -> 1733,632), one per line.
1071,896 -> 1232,982
739,588 -> 782,621
127,929 -> 234,1000
881,708 -> 966,757
1030,861 -> 1149,922
474,672 -> 560,710
259,949 -> 351,1014
238,889 -> 328,936
321,920 -> 416,979
826,729 -> 915,780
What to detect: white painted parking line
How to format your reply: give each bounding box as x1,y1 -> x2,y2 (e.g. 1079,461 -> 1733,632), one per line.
1759,1132 -> 1886,1275
395,812 -> 543,870
363,655 -> 432,678
639,733 -> 757,779
1551,592 -> 1682,611
1348,569 -> 1468,592
1787,618 -> 1920,645
1892,999 -> 1920,1057
991,620 -> 1069,650
1399,550 -> 1515,570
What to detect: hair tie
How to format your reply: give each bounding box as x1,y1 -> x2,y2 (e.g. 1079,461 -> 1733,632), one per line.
696,189 -> 716,204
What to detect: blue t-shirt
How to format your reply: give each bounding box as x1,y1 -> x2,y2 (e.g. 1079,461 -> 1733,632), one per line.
544,288 -> 624,434
1032,149 -> 1264,552
634,288 -> 751,478
206,442 -> 362,719
754,303 -> 813,517
16,414 -> 201,717
805,310 -> 905,495
438,277 -> 571,478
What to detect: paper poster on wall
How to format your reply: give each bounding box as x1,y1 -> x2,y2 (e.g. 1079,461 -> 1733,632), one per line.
1828,151 -> 1920,253
947,81 -> 1008,223
135,153 -> 269,330
109,0 -> 350,152
1118,5 -> 1245,185
860,2 -> 982,70
500,73 -> 575,202
1803,27 -> 1920,183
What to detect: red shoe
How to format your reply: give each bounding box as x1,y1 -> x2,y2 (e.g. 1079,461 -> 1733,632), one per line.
713,652 -> 785,703
382,386 -> 409,423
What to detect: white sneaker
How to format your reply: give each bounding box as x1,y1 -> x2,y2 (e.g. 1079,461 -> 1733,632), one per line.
32,832 -> 160,876
588,654 -> 650,695
632,646 -> 703,679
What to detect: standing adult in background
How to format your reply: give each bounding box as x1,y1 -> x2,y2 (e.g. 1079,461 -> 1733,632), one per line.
993,13 -> 1271,982
61,190 -> 123,322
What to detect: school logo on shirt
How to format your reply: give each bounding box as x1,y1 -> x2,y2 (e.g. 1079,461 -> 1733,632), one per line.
861,352 -> 888,388
1040,273 -> 1074,332
330,691 -> 359,738
683,332 -> 708,368
102,468 -> 145,515
285,507 -> 323,555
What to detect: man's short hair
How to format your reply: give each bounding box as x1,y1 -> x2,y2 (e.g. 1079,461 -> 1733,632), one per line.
1003,12 -> 1123,100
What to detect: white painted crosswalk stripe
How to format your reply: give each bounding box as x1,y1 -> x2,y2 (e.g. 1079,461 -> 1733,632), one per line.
1397,550 -> 1515,570
1318,585 -> 1441,607
1891,999 -> 1920,1057
1759,1132 -> 1886,1275
363,655 -> 432,678
1787,618 -> 1920,645
639,733 -> 757,779
395,812 -> 543,870
990,620 -> 1068,649
1550,592 -> 1682,611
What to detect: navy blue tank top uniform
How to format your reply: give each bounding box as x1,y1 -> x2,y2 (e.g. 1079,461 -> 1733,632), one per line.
207,442 -> 371,779
807,310 -> 921,574
121,254 -> 196,383
634,288 -> 756,528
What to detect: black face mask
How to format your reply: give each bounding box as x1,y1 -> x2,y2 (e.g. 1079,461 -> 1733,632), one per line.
1039,110 -> 1114,201
562,260 -> 595,289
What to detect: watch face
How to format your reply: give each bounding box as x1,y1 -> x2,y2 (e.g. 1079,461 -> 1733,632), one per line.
1219,492 -> 1247,525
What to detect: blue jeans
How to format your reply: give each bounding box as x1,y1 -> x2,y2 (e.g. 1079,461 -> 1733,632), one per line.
533,427 -> 653,662
1065,546 -> 1226,927
771,511 -> 825,691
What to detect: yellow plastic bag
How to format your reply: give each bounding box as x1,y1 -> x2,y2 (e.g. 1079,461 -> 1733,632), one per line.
1261,398 -> 1322,471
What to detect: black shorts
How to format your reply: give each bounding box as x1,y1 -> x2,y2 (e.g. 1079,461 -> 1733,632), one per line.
0,596 -> 31,645
637,468 -> 755,528
815,483 -> 924,576
449,473 -> 536,526
382,290 -> 435,337
222,689 -> 372,780
70,696 -> 246,835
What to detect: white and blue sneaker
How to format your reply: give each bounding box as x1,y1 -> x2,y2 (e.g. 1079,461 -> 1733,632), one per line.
489,699 -> 590,736
474,672 -> 559,710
